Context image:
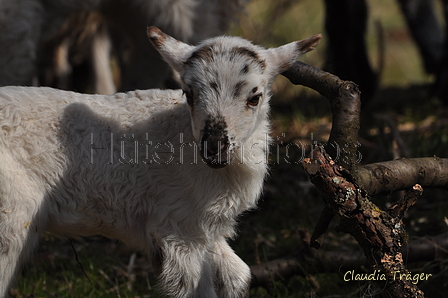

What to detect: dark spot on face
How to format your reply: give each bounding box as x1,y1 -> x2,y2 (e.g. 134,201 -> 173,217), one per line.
185,45 -> 214,66
232,47 -> 258,61
241,64 -> 249,74
203,116 -> 228,140
233,81 -> 248,98
230,47 -> 266,71
210,81 -> 219,94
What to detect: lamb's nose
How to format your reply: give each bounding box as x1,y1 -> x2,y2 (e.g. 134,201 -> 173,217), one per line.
206,140 -> 227,158
200,134 -> 229,168
200,116 -> 230,168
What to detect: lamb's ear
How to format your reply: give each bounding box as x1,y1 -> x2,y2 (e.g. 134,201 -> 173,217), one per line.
147,26 -> 194,73
266,34 -> 322,75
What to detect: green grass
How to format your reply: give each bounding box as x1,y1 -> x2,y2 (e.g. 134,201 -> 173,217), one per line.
12,237 -> 163,298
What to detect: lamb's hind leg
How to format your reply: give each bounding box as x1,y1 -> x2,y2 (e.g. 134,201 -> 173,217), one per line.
211,237 -> 251,298
0,154 -> 46,297
0,211 -> 42,298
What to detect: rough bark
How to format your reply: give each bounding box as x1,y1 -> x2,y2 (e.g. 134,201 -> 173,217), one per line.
302,145 -> 425,297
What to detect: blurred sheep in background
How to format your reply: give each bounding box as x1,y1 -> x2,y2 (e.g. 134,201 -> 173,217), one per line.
0,0 -> 248,94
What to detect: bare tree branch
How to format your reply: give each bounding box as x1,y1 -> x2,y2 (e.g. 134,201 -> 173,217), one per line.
357,157 -> 448,196
309,206 -> 334,249
276,61 -> 448,297
250,247 -> 364,288
283,62 -> 448,193
282,61 -> 361,174
403,232 -> 448,262
389,184 -> 422,217
302,145 -> 425,297
250,232 -> 448,287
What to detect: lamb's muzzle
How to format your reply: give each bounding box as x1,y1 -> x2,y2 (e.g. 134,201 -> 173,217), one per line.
200,116 -> 230,168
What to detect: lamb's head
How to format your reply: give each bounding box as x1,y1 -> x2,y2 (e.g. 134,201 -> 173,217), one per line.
148,26 -> 321,168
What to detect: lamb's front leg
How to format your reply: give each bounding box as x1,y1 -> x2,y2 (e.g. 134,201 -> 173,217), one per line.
211,237 -> 251,298
157,238 -> 218,298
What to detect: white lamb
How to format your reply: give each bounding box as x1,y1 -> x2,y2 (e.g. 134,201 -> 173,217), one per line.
0,27 -> 321,297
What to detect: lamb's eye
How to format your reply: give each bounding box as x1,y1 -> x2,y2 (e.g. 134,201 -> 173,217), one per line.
247,93 -> 261,106
183,89 -> 194,106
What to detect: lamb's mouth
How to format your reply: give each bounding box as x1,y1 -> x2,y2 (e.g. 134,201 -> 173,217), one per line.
199,138 -> 230,169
